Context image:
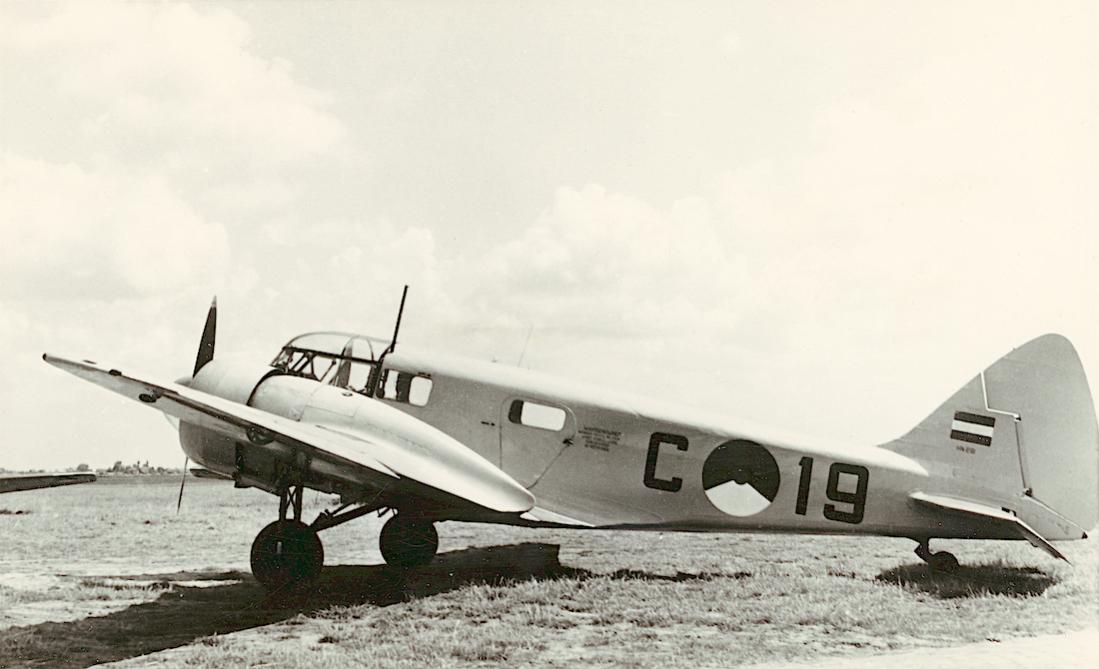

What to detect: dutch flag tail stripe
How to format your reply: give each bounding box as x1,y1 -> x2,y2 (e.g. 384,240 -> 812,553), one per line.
950,411 -> 995,446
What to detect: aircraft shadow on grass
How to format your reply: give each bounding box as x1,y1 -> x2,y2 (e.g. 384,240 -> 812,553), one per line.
876,563 -> 1056,599
0,543 -> 712,669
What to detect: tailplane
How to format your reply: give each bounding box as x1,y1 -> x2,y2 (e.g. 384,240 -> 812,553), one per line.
883,334 -> 1098,540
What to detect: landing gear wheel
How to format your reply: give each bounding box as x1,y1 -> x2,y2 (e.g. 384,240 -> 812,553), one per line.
914,540 -> 960,573
379,514 -> 438,568
250,520 -> 324,591
927,551 -> 960,573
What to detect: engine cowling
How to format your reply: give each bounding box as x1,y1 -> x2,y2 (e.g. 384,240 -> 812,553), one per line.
179,359 -> 281,473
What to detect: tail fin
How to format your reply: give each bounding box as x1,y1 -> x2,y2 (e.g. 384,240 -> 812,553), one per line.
883,334 -> 1098,539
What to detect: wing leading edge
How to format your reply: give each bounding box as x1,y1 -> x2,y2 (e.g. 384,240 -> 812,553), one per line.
43,354 -> 534,515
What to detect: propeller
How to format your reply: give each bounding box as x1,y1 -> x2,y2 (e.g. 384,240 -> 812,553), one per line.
193,296 -> 217,376
179,296 -> 217,512
176,456 -> 188,514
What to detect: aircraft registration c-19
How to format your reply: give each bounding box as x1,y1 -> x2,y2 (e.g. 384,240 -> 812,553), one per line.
44,290 -> 1098,591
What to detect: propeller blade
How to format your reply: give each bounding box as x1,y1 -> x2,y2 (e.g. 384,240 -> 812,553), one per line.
193,297 -> 217,376
183,296 -> 213,511
176,456 -> 188,514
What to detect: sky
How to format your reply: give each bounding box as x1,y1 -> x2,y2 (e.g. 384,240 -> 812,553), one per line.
1,1 -> 1096,470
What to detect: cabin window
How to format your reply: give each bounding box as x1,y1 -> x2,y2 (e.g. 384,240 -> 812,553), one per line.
508,399 -> 567,431
380,369 -> 433,407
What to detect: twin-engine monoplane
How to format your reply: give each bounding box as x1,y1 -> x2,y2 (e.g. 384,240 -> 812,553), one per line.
44,292 -> 1097,590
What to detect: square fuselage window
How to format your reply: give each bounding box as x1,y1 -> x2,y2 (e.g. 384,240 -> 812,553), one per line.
508,399 -> 566,431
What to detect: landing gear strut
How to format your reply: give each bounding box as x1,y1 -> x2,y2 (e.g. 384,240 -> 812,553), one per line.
248,476 -> 439,589
251,483 -> 324,591
914,539 -> 960,572
379,513 -> 438,568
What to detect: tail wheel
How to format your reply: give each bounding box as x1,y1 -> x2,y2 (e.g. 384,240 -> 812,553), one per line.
927,551 -> 960,573
251,520 -> 324,591
914,539 -> 960,573
379,514 -> 438,568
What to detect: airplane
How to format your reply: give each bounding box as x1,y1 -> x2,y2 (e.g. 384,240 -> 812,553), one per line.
43,290 -> 1097,591
1,472 -> 96,494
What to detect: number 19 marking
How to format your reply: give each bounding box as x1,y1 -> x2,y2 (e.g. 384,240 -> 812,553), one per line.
794,457 -> 869,524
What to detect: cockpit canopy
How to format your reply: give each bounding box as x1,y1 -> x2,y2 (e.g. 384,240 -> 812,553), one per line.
271,332 -> 432,405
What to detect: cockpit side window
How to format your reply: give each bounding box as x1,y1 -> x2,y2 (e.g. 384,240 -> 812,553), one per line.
345,361 -> 373,393
379,369 -> 432,407
271,338 -> 430,402
271,348 -> 341,383
271,349 -> 293,369
312,356 -> 338,383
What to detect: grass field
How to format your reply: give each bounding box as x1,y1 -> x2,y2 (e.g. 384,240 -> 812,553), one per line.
1,476 -> 1095,668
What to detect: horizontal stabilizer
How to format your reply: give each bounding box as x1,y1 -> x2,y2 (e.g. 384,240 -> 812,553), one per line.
910,492 -> 1068,562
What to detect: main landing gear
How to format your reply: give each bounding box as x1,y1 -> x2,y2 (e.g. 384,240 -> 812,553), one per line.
250,484 -> 324,591
914,539 -> 960,573
248,482 -> 441,591
378,513 -> 439,568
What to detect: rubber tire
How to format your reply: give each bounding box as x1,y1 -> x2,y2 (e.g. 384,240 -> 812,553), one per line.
929,551 -> 960,573
250,520 -> 324,591
379,514 -> 438,568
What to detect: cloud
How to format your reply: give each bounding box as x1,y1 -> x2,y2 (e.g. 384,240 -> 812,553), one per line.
473,184 -> 749,339
0,154 -> 230,299
213,217 -> 443,347
3,1 -> 347,171
2,2 -> 1093,472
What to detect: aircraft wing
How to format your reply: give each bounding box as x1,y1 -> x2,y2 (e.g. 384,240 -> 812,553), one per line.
0,472 -> 96,494
909,491 -> 1068,562
43,355 -> 534,515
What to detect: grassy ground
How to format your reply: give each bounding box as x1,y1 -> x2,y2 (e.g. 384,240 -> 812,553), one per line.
0,477 -> 1095,668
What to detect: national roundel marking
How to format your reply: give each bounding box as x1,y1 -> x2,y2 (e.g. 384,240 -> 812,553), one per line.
702,440 -> 780,517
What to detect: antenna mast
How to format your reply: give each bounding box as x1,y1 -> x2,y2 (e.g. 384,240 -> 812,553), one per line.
387,284 -> 409,355
366,285 -> 408,398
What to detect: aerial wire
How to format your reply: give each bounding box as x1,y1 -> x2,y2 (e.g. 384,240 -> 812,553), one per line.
517,324 -> 535,368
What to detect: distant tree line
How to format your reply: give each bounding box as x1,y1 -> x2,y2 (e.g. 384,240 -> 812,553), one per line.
0,460 -> 183,475
102,460 -> 182,475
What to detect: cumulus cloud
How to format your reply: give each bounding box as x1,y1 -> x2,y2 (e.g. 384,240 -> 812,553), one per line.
473,184 -> 749,339
2,2 -> 1093,472
2,1 -> 347,170
0,154 -> 229,299
209,217 -> 445,348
